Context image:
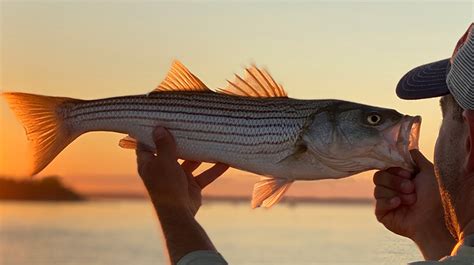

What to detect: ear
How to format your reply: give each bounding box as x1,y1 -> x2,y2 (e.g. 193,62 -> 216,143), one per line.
463,110 -> 474,173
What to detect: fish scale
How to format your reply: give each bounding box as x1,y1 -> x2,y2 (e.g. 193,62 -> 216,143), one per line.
68,92 -> 307,162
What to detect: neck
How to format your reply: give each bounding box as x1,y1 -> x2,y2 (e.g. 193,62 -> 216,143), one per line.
461,220 -> 474,240
455,174 -> 474,240
453,220 -> 474,254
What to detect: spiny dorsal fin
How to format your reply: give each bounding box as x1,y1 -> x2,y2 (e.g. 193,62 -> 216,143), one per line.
251,177 -> 293,208
217,65 -> 288,98
155,60 -> 209,92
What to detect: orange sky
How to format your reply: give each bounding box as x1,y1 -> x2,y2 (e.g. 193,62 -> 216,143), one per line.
1,2 -> 472,198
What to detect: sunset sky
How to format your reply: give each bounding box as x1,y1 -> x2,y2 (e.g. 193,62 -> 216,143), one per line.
1,1 -> 472,198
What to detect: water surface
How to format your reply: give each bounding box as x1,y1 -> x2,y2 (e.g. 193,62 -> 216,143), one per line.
0,201 -> 422,265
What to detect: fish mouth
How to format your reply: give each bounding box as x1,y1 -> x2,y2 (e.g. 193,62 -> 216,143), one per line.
383,115 -> 422,170
398,115 -> 422,166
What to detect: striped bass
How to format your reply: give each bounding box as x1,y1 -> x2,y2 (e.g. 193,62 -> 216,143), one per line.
2,60 -> 421,208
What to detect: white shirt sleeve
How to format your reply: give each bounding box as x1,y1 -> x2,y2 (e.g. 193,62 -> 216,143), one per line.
177,250 -> 228,265
408,244 -> 474,265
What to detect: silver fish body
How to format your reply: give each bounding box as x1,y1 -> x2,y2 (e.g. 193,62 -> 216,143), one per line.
67,92 -> 418,181
3,61 -> 422,207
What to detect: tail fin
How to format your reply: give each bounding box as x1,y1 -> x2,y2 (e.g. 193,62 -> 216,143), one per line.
2,92 -> 79,176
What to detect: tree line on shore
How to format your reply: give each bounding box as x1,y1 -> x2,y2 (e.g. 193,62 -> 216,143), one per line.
0,176 -> 84,201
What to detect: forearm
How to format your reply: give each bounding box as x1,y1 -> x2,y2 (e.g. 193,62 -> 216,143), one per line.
143,183 -> 216,265
155,204 -> 216,264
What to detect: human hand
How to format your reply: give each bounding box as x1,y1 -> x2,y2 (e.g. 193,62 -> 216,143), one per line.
136,127 -> 229,263
373,149 -> 456,260
136,127 -> 229,216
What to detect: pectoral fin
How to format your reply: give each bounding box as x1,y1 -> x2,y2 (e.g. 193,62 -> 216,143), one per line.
251,177 -> 293,208
119,135 -> 138,149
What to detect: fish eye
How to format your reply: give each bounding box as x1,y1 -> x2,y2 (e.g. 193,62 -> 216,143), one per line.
366,114 -> 382,125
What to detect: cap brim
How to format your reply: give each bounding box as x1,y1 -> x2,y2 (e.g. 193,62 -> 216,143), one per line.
396,59 -> 451,100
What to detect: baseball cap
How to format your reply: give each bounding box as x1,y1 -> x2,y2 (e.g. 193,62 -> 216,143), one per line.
396,23 -> 474,109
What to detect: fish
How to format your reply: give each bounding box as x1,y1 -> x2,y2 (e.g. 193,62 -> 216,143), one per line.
2,60 -> 421,208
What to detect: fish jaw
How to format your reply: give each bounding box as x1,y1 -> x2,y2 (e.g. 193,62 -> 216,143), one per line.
380,115 -> 422,171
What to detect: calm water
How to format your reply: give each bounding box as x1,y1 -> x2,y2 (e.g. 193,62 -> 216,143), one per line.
0,201 -> 422,265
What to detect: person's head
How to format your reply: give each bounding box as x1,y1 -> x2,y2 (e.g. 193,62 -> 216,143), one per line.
434,94 -> 470,239
396,23 -> 474,240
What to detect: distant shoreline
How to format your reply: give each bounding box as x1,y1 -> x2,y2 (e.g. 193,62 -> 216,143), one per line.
84,193 -> 373,205
0,176 -> 373,205
0,176 -> 84,201
205,196 -> 374,205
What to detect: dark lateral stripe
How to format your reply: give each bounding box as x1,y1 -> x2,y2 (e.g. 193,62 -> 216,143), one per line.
70,107 -> 309,121
77,115 -> 300,131
80,116 -> 300,134
136,125 -> 293,154
177,138 -> 291,154
164,131 -> 290,146
69,99 -> 318,119
78,116 -> 294,149
140,124 -> 298,138
69,100 -> 312,117
71,93 -> 320,114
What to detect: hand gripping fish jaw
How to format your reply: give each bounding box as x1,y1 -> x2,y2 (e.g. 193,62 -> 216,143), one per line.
381,115 -> 422,171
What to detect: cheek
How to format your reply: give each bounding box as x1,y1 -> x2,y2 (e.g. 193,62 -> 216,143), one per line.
434,120 -> 466,179
434,128 -> 446,163
434,122 -> 453,175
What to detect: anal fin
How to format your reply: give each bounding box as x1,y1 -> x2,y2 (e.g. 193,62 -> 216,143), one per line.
251,177 -> 293,208
119,135 -> 138,149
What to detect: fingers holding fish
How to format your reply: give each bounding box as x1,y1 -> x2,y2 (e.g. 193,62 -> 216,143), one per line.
374,185 -> 417,205
136,143 -> 154,162
152,127 -> 177,162
135,129 -> 184,193
373,168 -> 418,222
409,149 -> 434,172
181,161 -> 202,177
373,169 -> 415,194
375,196 -> 401,221
180,161 -> 228,215
386,167 -> 413,179
135,126 -> 177,173
136,143 -> 156,179
195,163 -> 230,189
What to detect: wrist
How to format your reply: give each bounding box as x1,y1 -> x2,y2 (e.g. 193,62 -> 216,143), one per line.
145,185 -> 191,213
154,201 -> 194,220
412,224 -> 456,260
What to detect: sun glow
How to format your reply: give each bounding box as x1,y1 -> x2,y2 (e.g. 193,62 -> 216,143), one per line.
0,1 -> 470,198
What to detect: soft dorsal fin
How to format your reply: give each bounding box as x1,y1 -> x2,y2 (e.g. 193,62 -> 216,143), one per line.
251,177 -> 293,208
217,65 -> 288,98
155,60 -> 209,92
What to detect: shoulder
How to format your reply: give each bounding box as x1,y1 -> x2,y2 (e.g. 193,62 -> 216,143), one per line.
177,250 -> 228,265
408,244 -> 474,265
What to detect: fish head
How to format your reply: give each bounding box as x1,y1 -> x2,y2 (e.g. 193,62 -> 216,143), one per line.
302,102 -> 421,175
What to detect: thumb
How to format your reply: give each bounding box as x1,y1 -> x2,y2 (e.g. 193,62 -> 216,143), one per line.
410,149 -> 433,171
153,127 -> 177,159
